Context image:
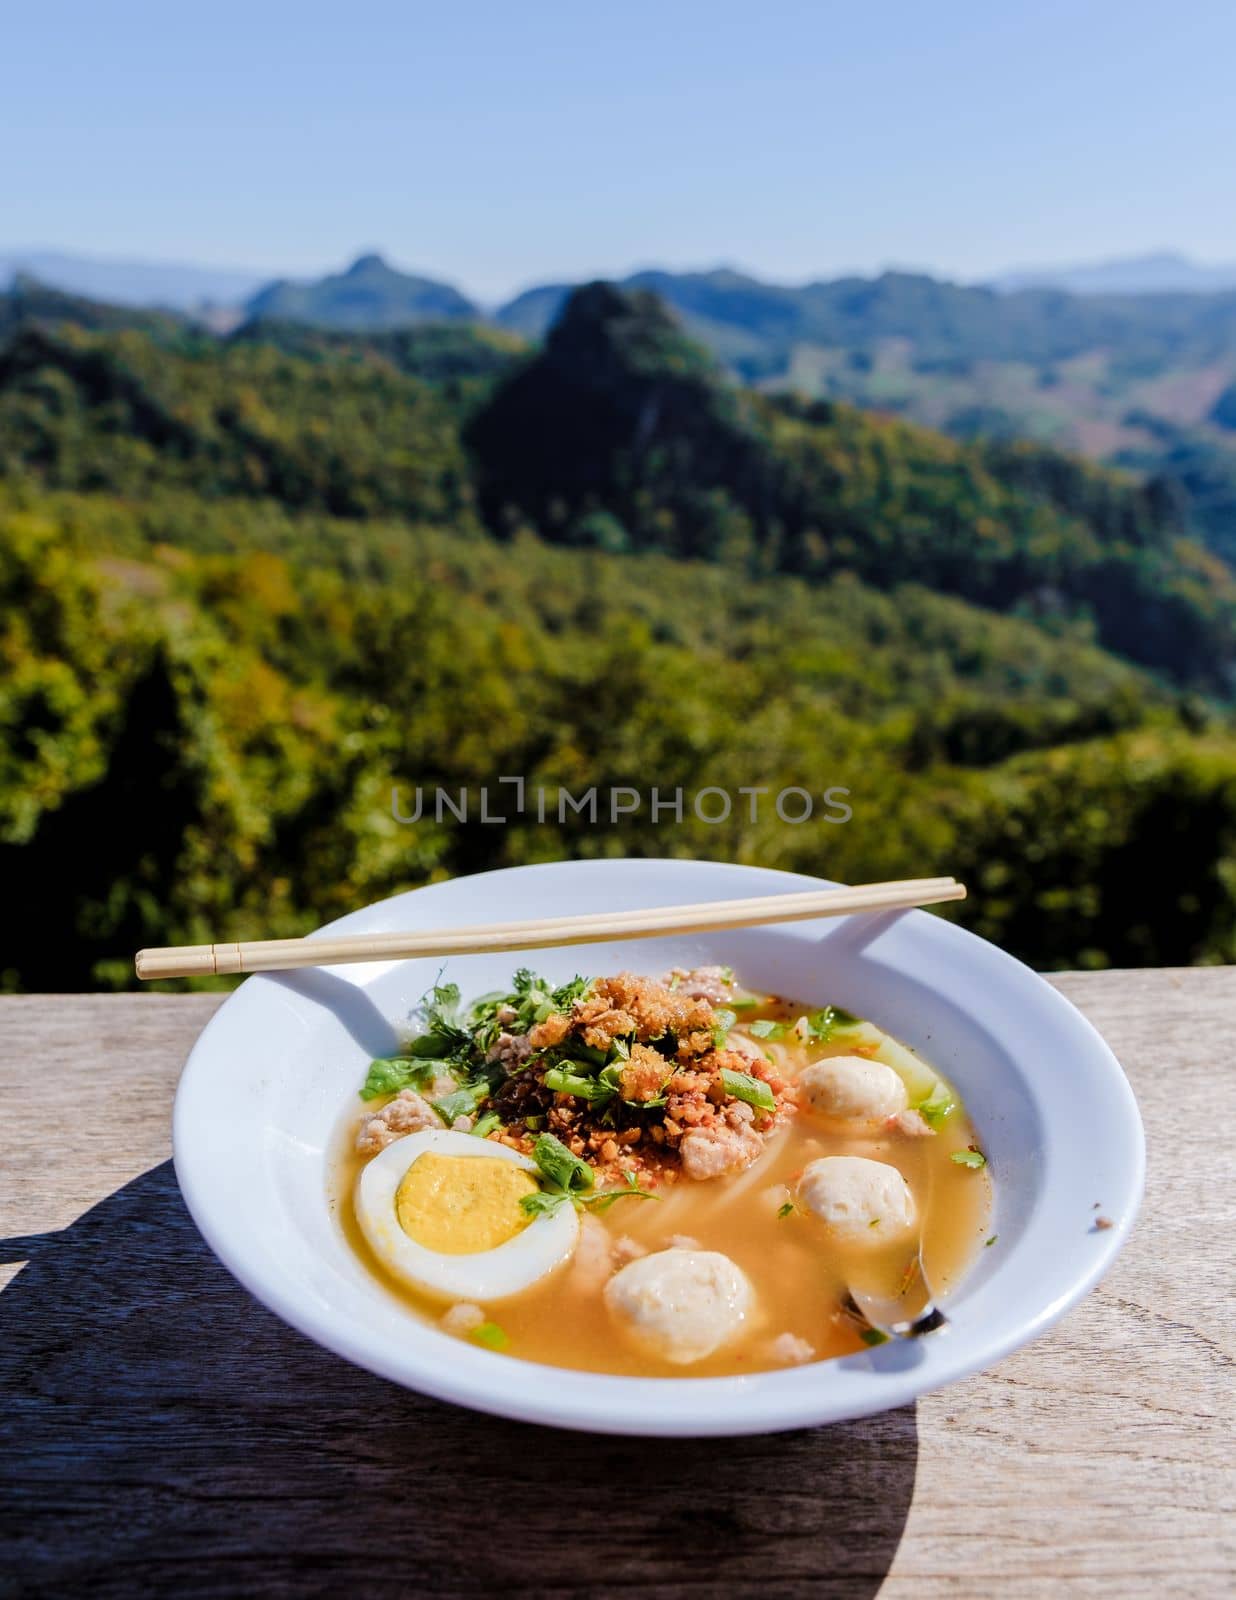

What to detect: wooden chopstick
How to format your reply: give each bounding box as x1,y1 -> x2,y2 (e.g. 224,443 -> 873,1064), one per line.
134,877 -> 966,981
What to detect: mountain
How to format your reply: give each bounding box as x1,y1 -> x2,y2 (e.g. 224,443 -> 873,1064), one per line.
8,253 -> 1236,567
994,252 -> 1236,296
495,267 -> 1236,370
0,249 -> 266,309
244,253 -> 479,331
4,282 -> 1233,692
470,283 -> 1235,690
495,267 -> 1236,568
496,281 -> 575,339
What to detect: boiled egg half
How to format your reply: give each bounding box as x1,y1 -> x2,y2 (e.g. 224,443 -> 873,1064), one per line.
355,1128 -> 579,1301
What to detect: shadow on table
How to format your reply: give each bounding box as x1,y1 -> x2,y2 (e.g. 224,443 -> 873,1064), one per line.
0,1164 -> 918,1600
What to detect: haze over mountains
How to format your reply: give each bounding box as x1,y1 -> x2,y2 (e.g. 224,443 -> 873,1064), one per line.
993,251 -> 1236,296
0,248 -> 268,310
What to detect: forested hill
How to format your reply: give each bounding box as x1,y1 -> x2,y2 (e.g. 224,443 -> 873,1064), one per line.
2,281 -> 1231,691
244,253 -> 480,330
470,285 -> 1235,690
2,279 -> 1236,987
493,270 -> 1236,571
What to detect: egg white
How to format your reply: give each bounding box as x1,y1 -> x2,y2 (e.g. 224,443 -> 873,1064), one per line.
355,1128 -> 579,1302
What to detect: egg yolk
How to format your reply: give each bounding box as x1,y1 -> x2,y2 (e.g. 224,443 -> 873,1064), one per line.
395,1152 -> 538,1254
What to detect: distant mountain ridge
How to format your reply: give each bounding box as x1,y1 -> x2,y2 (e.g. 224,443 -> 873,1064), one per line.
495,266 -> 1236,370
8,245 -> 1236,317
243,253 -> 479,330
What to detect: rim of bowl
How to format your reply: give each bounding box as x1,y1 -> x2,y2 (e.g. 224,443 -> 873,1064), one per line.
173,858 -> 1145,1436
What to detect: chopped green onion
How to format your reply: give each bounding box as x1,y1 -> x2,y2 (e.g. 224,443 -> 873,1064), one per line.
711,1007 -> 737,1047
985,1234 -> 998,1247
951,1148 -> 987,1169
543,1066 -> 603,1099
470,1321 -> 509,1351
720,1068 -> 776,1113
531,1132 -> 595,1193
859,1326 -> 889,1347
359,1056 -> 440,1101
777,1201 -> 795,1220
470,1111 -> 501,1138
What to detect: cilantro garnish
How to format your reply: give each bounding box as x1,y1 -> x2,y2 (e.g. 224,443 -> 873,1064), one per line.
466,969 -> 593,1054
804,1005 -> 861,1043
585,1171 -> 659,1213
521,1138 -> 656,1218
914,1079 -> 956,1128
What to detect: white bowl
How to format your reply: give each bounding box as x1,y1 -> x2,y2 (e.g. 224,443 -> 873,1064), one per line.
173,859 -> 1144,1436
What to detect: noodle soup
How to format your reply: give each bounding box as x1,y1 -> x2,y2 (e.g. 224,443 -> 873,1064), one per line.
333,966 -> 991,1376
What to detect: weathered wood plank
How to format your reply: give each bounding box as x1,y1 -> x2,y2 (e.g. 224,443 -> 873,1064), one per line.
0,973 -> 1232,1598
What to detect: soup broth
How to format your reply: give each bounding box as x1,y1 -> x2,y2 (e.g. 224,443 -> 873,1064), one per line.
333,969 -> 991,1376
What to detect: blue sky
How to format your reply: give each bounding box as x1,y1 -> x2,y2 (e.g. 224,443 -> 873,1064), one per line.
5,0 -> 1234,301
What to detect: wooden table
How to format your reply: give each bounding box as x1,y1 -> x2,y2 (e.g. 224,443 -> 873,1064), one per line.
1,973 -> 1232,1599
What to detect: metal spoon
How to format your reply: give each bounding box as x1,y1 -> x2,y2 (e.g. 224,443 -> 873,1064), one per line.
843,1251 -> 949,1342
